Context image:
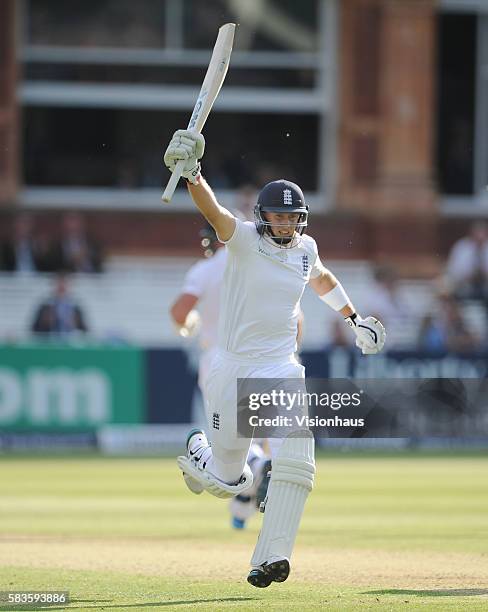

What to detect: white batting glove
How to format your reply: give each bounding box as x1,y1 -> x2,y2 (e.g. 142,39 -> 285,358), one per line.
345,314 -> 386,355
164,130 -> 205,184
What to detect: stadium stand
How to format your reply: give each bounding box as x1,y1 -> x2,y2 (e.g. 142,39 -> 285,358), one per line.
3,257 -> 480,350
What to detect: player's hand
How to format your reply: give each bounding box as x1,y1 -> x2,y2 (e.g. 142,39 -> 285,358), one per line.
177,309 -> 201,338
345,314 -> 386,355
164,130 -> 205,184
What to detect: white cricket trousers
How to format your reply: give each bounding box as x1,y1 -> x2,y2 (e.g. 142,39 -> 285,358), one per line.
203,350 -> 305,484
198,346 -> 219,395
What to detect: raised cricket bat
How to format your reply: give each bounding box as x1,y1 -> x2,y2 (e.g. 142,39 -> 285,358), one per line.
162,22 -> 236,203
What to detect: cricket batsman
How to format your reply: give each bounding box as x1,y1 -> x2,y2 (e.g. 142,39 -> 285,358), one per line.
164,129 -> 386,588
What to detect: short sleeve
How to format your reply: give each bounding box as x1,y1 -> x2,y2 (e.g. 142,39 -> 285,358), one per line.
309,239 -> 322,280
181,261 -> 209,297
220,218 -> 257,253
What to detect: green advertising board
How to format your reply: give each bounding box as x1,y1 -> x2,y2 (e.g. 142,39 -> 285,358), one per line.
0,344 -> 145,430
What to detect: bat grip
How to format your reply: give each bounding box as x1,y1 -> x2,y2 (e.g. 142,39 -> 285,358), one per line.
162,159 -> 186,203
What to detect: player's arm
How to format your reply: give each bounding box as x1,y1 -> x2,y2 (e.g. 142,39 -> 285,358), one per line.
170,293 -> 198,327
309,263 -> 356,319
170,293 -> 201,338
163,130 -> 236,241
309,258 -> 386,354
187,178 -> 235,242
296,309 -> 304,349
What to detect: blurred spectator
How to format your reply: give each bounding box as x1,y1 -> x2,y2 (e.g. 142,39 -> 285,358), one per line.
31,274 -> 88,337
51,212 -> 103,273
1,214 -> 52,273
361,265 -> 410,347
418,293 -> 479,354
445,221 -> 488,306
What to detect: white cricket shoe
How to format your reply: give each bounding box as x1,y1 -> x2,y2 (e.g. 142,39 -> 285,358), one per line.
230,494 -> 255,529
180,428 -> 210,495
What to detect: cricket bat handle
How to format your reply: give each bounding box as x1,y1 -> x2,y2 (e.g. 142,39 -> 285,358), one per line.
162,159 -> 186,203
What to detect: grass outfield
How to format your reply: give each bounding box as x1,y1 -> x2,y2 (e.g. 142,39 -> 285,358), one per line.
0,452 -> 487,611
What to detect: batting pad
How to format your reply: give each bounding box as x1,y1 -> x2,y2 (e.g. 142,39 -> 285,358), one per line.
176,456 -> 253,499
250,431 -> 315,568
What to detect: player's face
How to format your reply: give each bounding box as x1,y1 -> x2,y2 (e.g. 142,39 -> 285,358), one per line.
263,212 -> 300,237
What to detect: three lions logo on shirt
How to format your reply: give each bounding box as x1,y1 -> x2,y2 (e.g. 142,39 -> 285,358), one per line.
302,255 -> 309,277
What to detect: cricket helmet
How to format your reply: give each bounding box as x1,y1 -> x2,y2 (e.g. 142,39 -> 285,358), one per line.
254,179 -> 308,248
199,222 -> 219,258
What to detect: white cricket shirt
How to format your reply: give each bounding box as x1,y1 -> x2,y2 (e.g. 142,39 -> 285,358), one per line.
218,219 -> 321,361
182,247 -> 227,350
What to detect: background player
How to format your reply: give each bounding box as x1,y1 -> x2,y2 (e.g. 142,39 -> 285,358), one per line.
170,223 -> 272,529
164,129 -> 386,587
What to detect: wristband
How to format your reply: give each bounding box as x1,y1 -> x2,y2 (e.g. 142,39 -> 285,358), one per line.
318,282 -> 351,311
